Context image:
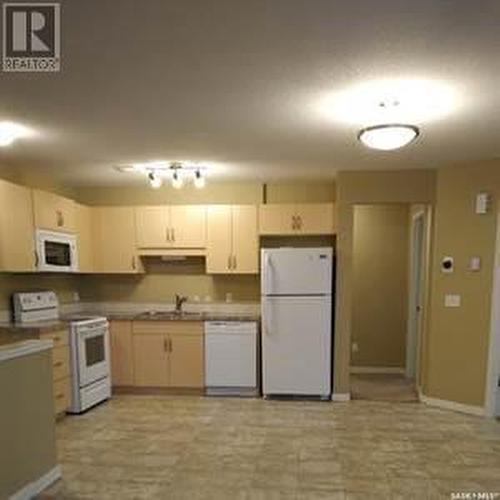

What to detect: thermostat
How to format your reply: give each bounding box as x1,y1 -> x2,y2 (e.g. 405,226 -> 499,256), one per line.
441,256 -> 454,274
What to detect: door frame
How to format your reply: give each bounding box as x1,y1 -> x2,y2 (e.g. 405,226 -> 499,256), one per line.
406,207 -> 430,385
485,211 -> 500,417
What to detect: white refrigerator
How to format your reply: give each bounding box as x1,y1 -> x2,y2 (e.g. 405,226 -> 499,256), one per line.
261,247 -> 333,397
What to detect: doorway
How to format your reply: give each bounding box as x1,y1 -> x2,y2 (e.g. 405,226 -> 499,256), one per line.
406,211 -> 426,384
486,210 -> 500,418
350,204 -> 429,402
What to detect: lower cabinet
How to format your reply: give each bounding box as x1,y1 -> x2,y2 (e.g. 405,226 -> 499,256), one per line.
130,321 -> 204,389
40,329 -> 71,416
110,321 -> 134,386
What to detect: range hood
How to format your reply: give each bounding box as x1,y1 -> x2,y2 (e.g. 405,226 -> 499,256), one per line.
138,248 -> 206,259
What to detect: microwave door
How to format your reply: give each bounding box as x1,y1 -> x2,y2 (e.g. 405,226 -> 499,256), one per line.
44,240 -> 72,267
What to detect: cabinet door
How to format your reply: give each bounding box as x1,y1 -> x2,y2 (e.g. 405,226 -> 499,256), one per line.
170,205 -> 206,248
169,332 -> 204,388
206,205 -> 232,273
76,203 -> 94,272
33,189 -> 76,232
0,179 -> 35,271
259,204 -> 296,235
296,203 -> 335,235
93,206 -> 143,273
135,206 -> 169,248
110,321 -> 134,386
232,205 -> 258,274
133,334 -> 169,387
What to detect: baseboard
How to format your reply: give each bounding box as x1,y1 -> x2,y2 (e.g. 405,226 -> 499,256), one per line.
331,393 -> 351,402
418,390 -> 485,417
10,465 -> 61,500
350,366 -> 405,374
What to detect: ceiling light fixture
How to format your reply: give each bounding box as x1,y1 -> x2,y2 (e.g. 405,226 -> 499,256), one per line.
358,124 -> 419,151
0,121 -> 34,147
148,171 -> 163,189
171,169 -> 184,189
193,169 -> 205,189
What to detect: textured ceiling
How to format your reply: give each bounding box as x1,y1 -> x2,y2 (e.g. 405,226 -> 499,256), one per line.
0,0 -> 499,186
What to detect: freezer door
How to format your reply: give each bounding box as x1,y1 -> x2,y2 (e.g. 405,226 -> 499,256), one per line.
261,247 -> 333,295
262,296 -> 331,396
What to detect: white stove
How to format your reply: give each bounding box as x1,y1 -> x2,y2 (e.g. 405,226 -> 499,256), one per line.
12,291 -> 111,414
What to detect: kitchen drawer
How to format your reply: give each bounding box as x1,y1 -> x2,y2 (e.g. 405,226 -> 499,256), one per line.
132,321 -> 203,336
132,321 -> 168,335
53,377 -> 70,415
40,329 -> 69,348
52,346 -> 70,381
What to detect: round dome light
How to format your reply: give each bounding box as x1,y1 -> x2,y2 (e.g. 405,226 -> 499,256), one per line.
358,124 -> 419,151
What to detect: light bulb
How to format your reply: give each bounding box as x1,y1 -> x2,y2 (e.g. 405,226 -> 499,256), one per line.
193,170 -> 205,189
172,170 -> 183,189
148,171 -> 162,189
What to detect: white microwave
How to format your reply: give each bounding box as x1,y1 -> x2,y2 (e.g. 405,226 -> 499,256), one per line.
36,229 -> 79,273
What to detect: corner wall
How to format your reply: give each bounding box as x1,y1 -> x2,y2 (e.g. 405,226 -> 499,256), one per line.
425,161 -> 500,407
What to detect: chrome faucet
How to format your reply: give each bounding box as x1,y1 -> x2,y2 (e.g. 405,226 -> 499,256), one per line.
174,294 -> 188,314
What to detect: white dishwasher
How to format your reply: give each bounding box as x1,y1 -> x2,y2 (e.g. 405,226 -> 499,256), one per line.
204,321 -> 258,396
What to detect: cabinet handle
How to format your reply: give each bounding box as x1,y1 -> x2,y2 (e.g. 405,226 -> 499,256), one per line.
34,251 -> 39,268
228,255 -> 232,270
54,361 -> 63,368
172,228 -> 175,242
291,216 -> 296,230
166,228 -> 170,242
233,255 -> 237,270
53,336 -> 61,342
131,256 -> 136,270
298,216 -> 303,230
55,393 -> 65,400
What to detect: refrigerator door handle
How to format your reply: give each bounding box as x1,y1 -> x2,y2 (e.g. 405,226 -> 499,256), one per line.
263,301 -> 272,335
264,253 -> 273,293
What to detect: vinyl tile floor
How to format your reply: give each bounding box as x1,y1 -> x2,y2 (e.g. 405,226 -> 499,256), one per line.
37,395 -> 500,499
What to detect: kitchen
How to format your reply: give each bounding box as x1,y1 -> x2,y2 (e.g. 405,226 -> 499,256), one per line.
1,1 -> 500,499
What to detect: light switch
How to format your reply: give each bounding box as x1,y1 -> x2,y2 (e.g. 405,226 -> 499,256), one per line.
468,256 -> 481,272
445,294 -> 461,308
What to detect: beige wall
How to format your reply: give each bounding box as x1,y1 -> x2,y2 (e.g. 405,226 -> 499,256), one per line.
265,182 -> 336,203
77,259 -> 260,303
0,274 -> 79,311
425,161 -> 500,407
75,182 -> 263,206
334,170 -> 436,394
0,350 -> 57,497
351,204 -> 409,368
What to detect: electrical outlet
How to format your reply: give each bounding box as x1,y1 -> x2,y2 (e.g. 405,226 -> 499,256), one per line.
351,342 -> 359,353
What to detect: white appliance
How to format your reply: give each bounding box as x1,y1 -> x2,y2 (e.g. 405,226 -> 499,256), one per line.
205,321 -> 258,396
36,229 -> 78,273
12,290 -> 59,323
11,291 -> 111,413
261,247 -> 333,398
67,315 -> 111,414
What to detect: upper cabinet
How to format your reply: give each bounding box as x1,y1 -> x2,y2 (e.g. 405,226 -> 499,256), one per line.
135,205 -> 206,249
92,206 -> 143,274
259,203 -> 336,236
0,179 -> 36,271
206,205 -> 258,274
75,203 -> 94,273
32,189 -> 77,233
